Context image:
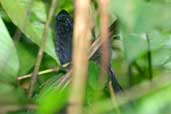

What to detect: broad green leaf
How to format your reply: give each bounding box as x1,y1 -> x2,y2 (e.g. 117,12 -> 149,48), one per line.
38,87 -> 68,114
137,86 -> 171,114
85,61 -> 110,104
135,3 -> 171,32
109,0 -> 141,32
32,1 -> 47,22
1,0 -> 59,63
88,61 -> 100,90
16,41 -> 36,76
0,17 -> 19,82
85,61 -> 100,104
123,31 -> 170,63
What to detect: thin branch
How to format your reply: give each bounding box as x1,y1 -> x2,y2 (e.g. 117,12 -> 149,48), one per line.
17,67 -> 59,80
146,33 -> 153,80
28,0 -> 58,98
17,62 -> 69,81
67,0 -> 91,114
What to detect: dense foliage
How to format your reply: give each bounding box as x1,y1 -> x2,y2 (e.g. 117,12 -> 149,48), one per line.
0,0 -> 171,114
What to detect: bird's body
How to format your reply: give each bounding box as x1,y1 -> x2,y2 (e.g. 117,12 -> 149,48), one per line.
55,10 -> 73,65
55,10 -> 122,92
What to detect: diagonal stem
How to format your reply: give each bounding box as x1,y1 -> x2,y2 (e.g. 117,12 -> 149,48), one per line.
28,0 -> 58,98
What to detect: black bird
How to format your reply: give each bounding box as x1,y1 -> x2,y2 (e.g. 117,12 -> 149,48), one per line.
55,10 -> 73,65
55,10 -> 122,92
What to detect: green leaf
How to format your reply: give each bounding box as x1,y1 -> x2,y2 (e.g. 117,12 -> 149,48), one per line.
85,61 -> 106,104
0,17 -> 19,82
123,31 -> 170,63
123,33 -> 147,63
134,3 -> 171,32
37,87 -> 68,114
1,0 -> 59,63
16,41 -> 36,76
32,1 -> 47,23
56,0 -> 74,13
87,61 -> 100,90
137,86 -> 171,114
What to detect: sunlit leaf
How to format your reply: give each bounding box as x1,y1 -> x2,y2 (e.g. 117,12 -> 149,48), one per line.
0,17 -> 19,82
37,87 -> 68,114
137,86 -> 171,114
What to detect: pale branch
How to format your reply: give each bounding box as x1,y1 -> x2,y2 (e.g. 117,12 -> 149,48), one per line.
17,67 -> 59,80
67,0 -> 91,114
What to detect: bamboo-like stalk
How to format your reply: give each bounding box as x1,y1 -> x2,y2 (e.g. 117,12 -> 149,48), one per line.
97,2 -> 121,113
28,0 -> 58,98
97,0 -> 110,89
67,0 -> 91,114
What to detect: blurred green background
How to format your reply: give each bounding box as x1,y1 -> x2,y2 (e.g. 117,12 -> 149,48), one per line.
0,0 -> 171,114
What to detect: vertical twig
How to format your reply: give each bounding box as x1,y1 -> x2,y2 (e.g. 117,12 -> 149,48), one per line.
97,0 -> 110,89
67,0 -> 91,114
146,33 -> 153,80
28,0 -> 58,98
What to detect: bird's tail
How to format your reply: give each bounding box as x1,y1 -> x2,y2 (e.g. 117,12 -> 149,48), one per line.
108,66 -> 122,92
